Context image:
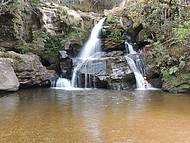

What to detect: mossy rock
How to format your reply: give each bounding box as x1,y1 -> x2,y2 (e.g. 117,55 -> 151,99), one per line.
102,24 -> 125,52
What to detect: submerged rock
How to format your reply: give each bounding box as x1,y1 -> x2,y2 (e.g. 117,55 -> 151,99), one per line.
0,62 -> 19,91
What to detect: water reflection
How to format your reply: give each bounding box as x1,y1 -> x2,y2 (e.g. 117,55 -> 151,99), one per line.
0,89 -> 190,143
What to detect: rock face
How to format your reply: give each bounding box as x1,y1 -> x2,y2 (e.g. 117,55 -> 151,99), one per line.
0,13 -> 17,50
102,52 -> 136,90
0,62 -> 19,91
0,51 -> 55,88
38,2 -> 84,35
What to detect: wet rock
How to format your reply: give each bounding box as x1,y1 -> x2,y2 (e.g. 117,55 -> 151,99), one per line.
74,51 -> 136,90
107,55 -> 136,89
146,69 -> 162,88
169,88 -> 190,94
59,50 -> 73,79
0,62 -> 19,91
75,73 -> 109,88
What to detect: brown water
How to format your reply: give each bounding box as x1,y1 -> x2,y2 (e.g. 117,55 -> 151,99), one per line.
0,89 -> 190,143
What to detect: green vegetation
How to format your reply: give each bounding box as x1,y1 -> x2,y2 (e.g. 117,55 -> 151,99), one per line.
102,15 -> 125,50
136,0 -> 190,89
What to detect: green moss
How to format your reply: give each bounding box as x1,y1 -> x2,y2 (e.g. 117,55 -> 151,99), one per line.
102,25 -> 125,50
12,12 -> 23,39
67,30 -> 88,45
106,16 -> 120,24
109,28 -> 125,43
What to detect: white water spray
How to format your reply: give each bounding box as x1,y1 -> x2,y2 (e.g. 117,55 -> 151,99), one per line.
56,78 -> 71,88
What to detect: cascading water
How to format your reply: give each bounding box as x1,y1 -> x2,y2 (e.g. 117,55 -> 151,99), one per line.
52,17 -> 151,90
71,17 -> 106,88
124,41 -> 151,89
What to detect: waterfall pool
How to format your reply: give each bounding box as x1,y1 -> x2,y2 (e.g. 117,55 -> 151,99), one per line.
0,89 -> 190,143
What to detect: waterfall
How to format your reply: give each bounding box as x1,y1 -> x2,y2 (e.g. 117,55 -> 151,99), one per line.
125,42 -> 151,89
71,17 -> 106,88
51,18 -> 106,89
79,18 -> 106,60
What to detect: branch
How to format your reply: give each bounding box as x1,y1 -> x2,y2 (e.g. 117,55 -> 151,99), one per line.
0,0 -> 13,6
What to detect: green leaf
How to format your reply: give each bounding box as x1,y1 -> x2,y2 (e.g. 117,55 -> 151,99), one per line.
169,66 -> 178,75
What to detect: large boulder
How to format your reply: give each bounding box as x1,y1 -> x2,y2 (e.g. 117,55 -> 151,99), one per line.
0,62 -> 19,91
0,51 -> 55,88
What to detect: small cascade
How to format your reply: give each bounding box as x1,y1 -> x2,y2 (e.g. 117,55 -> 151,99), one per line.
125,41 -> 151,89
125,56 -> 145,88
125,41 -> 136,54
71,17 -> 106,88
55,78 -> 71,88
